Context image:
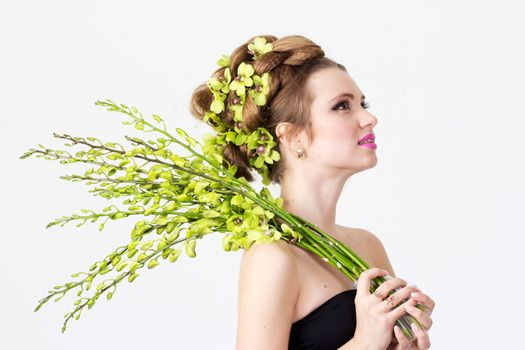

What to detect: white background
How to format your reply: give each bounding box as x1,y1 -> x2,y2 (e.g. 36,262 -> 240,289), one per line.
2,1 -> 524,349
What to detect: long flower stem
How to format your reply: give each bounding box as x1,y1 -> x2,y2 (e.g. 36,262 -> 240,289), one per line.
295,238 -> 356,280
27,100 -> 425,342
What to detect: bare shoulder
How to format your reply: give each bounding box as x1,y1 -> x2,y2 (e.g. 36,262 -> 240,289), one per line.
236,240 -> 299,349
241,238 -> 294,259
239,239 -> 297,277
337,225 -> 397,278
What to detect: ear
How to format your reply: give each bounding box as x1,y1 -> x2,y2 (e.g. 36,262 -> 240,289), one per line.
275,122 -> 309,153
275,122 -> 292,144
275,122 -> 294,156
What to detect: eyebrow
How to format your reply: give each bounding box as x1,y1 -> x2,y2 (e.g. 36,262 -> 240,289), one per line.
328,93 -> 366,104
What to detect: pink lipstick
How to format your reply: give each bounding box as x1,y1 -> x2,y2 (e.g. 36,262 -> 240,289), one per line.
357,133 -> 377,149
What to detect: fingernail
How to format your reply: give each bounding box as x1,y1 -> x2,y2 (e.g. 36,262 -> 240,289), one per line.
411,292 -> 420,298
411,322 -> 419,331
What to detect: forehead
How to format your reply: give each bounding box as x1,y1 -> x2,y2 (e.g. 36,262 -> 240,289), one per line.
308,68 -> 363,103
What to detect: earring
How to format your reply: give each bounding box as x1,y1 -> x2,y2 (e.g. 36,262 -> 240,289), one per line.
296,148 -> 304,158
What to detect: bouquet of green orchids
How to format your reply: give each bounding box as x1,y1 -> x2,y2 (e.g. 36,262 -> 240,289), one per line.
20,99 -> 427,341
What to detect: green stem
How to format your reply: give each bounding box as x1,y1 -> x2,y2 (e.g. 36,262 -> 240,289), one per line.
292,214 -> 370,270
294,238 -> 356,281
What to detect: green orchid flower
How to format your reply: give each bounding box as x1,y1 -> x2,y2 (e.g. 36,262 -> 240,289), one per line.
228,93 -> 246,123
246,128 -> 275,154
246,227 -> 282,244
209,90 -> 226,114
260,167 -> 271,186
229,62 -> 254,97
248,37 -> 273,59
207,68 -> 231,95
224,128 -> 249,147
246,128 -> 281,176
248,72 -> 270,106
202,111 -> 226,133
216,54 -> 230,68
207,68 -> 233,114
207,77 -> 223,93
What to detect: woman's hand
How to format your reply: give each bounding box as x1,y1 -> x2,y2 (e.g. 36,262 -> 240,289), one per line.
352,267 -> 419,350
387,287 -> 435,349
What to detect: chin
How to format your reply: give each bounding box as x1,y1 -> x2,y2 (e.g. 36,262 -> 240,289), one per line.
353,157 -> 378,173
366,156 -> 379,169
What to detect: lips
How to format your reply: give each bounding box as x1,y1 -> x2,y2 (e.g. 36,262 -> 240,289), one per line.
358,133 -> 375,144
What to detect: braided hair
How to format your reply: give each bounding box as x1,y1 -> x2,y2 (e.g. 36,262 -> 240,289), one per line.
189,34 -> 347,185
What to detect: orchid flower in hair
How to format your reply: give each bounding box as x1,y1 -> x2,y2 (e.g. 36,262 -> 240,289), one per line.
246,128 -> 280,170
216,54 -> 230,68
249,72 -> 270,106
229,62 -> 254,97
202,111 -> 227,133
228,94 -> 246,123
207,68 -> 231,114
248,37 -> 273,59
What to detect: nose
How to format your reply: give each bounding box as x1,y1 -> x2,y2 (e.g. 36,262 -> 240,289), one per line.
360,110 -> 378,129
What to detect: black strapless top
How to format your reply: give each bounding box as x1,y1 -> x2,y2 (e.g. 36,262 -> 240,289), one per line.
288,289 -> 358,350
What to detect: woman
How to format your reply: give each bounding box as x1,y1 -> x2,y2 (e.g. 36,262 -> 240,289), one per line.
190,34 -> 435,350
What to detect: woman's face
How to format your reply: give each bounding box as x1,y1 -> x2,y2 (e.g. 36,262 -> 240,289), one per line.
304,67 -> 378,175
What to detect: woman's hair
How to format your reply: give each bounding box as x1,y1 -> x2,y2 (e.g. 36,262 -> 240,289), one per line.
189,34 -> 347,184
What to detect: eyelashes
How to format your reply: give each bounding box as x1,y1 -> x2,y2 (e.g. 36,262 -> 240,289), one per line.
333,99 -> 370,111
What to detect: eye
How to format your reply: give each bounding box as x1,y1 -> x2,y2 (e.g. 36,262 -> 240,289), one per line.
333,99 -> 370,111
333,100 -> 351,110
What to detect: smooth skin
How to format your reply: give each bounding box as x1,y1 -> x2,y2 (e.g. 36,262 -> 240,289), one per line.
236,240 -> 299,349
235,67 -> 435,349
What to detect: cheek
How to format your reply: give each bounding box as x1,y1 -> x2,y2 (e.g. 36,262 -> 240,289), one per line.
314,124 -> 358,156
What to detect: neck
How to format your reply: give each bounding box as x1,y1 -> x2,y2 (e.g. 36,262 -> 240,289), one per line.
279,166 -> 351,239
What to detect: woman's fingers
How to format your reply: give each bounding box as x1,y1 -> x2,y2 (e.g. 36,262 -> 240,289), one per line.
386,297 -> 433,349
411,292 -> 435,316
358,271 -> 435,350
387,295 -> 413,322
410,321 -> 431,349
405,299 -> 433,331
380,284 -> 418,312
356,267 -> 389,297
374,278 -> 406,298
393,325 -> 412,349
